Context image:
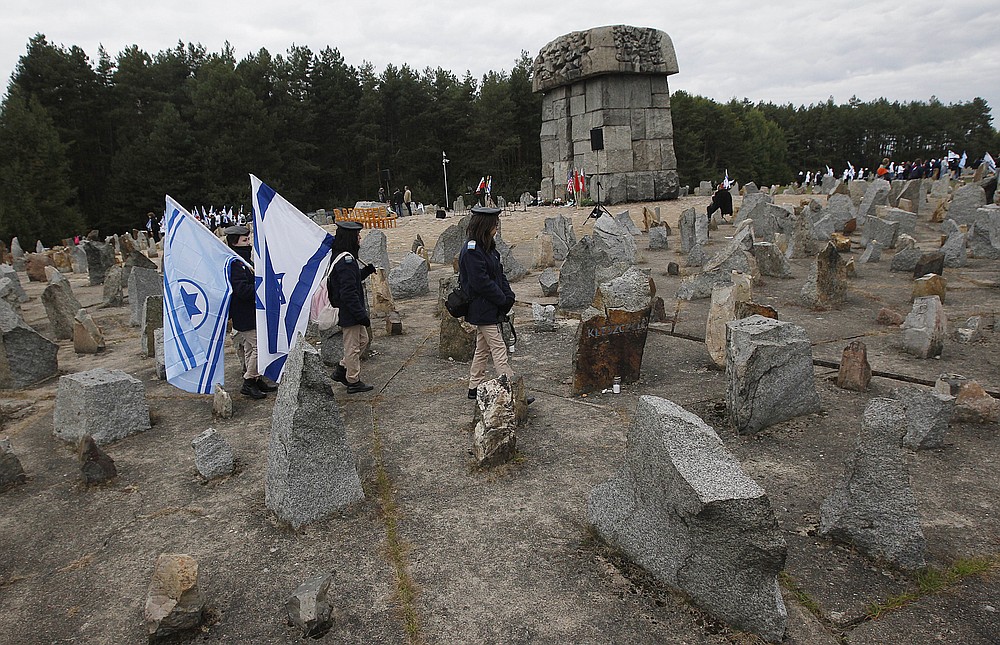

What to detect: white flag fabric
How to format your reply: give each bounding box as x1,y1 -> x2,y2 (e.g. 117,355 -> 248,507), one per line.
959,152 -> 967,169
162,195 -> 248,394
983,152 -> 996,174
251,174 -> 335,381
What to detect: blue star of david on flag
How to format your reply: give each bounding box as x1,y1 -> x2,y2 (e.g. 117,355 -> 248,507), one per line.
162,196 -> 251,394
250,174 -> 334,381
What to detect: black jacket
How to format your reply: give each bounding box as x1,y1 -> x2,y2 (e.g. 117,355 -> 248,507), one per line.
327,253 -> 370,328
228,260 -> 256,332
458,240 -> 514,325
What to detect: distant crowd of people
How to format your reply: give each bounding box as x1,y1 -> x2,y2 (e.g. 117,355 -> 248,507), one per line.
796,151 -> 995,188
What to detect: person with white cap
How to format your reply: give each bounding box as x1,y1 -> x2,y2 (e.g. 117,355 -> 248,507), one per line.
327,220 -> 377,394
225,224 -> 277,399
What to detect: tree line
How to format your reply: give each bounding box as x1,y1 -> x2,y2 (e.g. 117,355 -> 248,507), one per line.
1,34 -> 997,245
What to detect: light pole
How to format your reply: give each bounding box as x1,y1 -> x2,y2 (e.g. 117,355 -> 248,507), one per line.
442,151 -> 450,211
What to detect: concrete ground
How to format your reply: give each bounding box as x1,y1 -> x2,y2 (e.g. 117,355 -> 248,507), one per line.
0,193 -> 997,644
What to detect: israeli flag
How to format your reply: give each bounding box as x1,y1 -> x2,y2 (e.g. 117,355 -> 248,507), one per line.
250,175 -> 334,381
162,195 -> 248,394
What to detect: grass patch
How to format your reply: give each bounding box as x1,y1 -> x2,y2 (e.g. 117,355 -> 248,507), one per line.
778,571 -> 822,617
371,411 -> 422,645
865,555 -> 998,620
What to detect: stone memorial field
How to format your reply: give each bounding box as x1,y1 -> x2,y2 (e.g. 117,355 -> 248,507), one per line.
0,181 -> 998,643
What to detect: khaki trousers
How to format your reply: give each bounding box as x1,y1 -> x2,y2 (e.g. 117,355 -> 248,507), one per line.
469,324 -> 513,389
233,330 -> 260,380
340,324 -> 370,383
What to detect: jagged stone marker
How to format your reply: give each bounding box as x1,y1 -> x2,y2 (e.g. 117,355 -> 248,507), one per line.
265,335 -> 364,528
819,398 -> 926,571
589,395 -> 787,641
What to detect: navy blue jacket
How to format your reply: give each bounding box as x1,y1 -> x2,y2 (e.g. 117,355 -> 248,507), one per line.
327,253 -> 370,328
458,240 -> 514,325
228,260 -> 256,332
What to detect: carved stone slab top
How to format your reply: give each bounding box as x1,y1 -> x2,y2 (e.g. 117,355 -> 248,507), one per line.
533,25 -> 678,93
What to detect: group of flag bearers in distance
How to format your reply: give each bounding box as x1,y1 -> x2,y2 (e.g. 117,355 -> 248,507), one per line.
161,175 -> 519,404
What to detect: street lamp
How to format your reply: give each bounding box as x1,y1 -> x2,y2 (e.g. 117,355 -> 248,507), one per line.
442,151 -> 450,211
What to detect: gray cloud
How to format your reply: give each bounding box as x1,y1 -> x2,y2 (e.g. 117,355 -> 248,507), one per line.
2,0 -> 998,123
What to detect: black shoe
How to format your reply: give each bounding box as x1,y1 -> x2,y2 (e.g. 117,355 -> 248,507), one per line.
468,388 -> 478,400
240,379 -> 266,400
256,377 -> 278,393
332,364 -> 348,386
526,397 -> 535,405
346,380 -> 374,394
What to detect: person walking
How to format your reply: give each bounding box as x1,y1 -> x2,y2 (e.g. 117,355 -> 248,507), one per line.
459,206 -> 516,399
403,186 -> 413,217
706,182 -> 734,222
225,225 -> 277,399
328,221 -> 377,394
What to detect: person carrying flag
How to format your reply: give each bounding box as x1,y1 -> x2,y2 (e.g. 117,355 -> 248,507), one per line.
225,224 -> 277,399
328,221 -> 377,394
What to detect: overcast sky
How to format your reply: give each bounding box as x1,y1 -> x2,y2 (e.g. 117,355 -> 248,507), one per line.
3,0 -> 999,127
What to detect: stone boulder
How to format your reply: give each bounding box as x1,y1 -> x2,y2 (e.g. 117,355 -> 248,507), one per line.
858,179 -> 891,222
0,265 -> 28,303
472,375 -> 523,466
837,341 -> 872,392
430,224 -> 466,265
24,253 -> 52,283
531,302 -> 557,332
593,214 -> 638,265
0,438 -> 27,492
614,210 -> 642,236
543,216 -> 576,261
356,229 -> 390,272
82,240 -> 116,286
753,242 -> 791,278
495,236 -> 528,282
73,309 -> 105,354
589,396 -> 787,641
388,252 -> 429,300
191,428 -> 236,479
800,243 -> 847,308
128,267 -> 162,327
533,232 -> 554,268
53,368 -> 151,445
101,265 -> 124,307
78,434 -> 117,485
968,206 -> 1000,259
0,299 -> 59,389
573,269 -> 652,394
558,237 -> 627,310
946,183 -> 987,226
726,316 -> 821,434
705,275 -> 753,368
144,553 -> 205,639
901,296 -> 946,358
41,281 -> 83,340
286,574 -> 334,637
819,398 -> 926,571
894,387 -> 955,450
940,231 -> 967,268
265,338 -> 364,528
538,268 -> 559,297
647,225 -> 669,250
861,217 -> 900,249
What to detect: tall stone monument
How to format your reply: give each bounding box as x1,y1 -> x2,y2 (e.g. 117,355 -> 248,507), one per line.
533,25 -> 680,204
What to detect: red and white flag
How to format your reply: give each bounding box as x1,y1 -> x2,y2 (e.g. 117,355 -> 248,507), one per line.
476,176 -> 486,193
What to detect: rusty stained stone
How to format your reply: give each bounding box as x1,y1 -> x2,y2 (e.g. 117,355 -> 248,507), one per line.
841,219 -> 857,234
734,301 -> 778,320
78,435 -> 117,485
912,274 -> 946,303
829,232 -> 852,252
572,307 -> 651,395
837,341 -> 872,392
876,308 -> 905,326
912,252 -> 945,278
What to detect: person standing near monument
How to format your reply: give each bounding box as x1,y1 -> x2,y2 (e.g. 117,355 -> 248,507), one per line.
225,225 -> 277,400
328,221 -> 377,394
459,207 -> 516,399
706,183 -> 734,222
403,186 -> 412,217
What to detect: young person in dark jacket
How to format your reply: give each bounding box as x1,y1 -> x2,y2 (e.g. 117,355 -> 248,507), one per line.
327,221 -> 377,394
458,207 -> 516,399
225,225 -> 277,399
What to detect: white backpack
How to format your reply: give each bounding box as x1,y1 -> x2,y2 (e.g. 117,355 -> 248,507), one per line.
309,252 -> 351,331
